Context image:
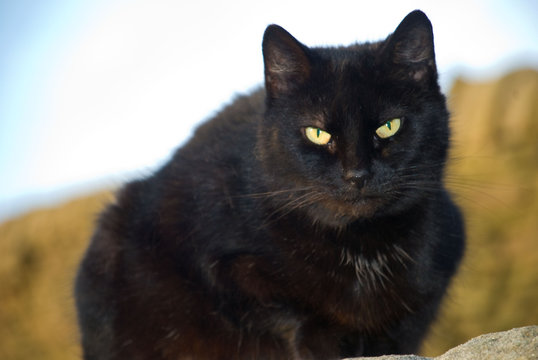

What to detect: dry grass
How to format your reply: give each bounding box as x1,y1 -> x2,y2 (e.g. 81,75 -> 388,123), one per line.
422,69 -> 538,355
0,192 -> 114,360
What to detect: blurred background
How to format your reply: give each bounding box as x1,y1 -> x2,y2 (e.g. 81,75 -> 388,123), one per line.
0,1 -> 537,359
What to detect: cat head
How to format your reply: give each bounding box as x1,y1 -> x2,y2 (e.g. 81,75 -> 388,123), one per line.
257,10 -> 450,228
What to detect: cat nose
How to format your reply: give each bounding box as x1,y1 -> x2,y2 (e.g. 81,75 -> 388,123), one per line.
343,169 -> 369,187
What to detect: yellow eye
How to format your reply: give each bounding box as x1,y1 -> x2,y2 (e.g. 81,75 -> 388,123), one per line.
375,118 -> 401,139
305,127 -> 331,145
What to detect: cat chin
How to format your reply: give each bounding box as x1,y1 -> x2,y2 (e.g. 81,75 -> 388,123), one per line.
305,197 -> 385,228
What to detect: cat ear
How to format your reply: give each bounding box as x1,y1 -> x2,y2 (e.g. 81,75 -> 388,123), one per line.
385,10 -> 437,83
262,25 -> 311,98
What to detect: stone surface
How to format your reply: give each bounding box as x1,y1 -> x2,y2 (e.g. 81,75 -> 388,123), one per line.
345,326 -> 538,360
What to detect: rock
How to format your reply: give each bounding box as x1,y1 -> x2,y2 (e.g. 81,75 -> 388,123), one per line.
438,326 -> 538,360
345,326 -> 538,360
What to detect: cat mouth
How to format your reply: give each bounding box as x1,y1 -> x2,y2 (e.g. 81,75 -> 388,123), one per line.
336,187 -> 386,208
307,192 -> 386,227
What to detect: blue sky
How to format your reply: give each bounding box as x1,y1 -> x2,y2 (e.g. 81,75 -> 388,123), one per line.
1,0 -> 537,221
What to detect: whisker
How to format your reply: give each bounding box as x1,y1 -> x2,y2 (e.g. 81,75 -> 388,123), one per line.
258,190 -> 326,228
271,192 -> 325,219
235,186 -> 316,199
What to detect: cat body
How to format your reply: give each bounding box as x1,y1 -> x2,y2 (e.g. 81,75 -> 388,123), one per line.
75,10 -> 464,359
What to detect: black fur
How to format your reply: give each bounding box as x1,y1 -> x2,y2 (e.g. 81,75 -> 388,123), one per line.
75,10 -> 464,359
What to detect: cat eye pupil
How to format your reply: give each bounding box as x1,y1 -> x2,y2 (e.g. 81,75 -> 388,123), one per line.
375,118 -> 401,139
305,127 -> 331,145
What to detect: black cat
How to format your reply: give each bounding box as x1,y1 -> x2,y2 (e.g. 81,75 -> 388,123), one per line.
75,10 -> 464,359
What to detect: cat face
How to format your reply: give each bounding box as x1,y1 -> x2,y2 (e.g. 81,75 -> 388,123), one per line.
258,11 -> 450,228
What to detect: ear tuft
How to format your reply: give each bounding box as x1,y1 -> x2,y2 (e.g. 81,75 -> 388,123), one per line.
262,25 -> 311,98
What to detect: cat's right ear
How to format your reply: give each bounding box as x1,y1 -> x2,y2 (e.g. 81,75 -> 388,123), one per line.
262,25 -> 311,99
384,10 -> 437,84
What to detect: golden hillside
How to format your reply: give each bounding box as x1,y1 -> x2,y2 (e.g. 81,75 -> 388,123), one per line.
0,69 -> 537,359
0,192 -> 114,360
423,68 -> 538,355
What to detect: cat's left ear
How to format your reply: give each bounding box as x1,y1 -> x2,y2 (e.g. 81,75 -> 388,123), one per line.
384,10 -> 437,83
262,25 -> 312,99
